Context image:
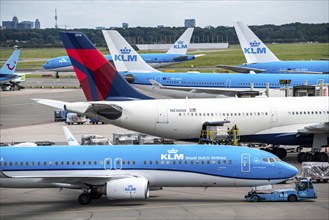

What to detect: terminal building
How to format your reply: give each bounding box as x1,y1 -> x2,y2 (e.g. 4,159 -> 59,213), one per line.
2,16 -> 41,30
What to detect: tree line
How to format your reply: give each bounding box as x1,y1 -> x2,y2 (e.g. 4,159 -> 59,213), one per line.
0,22 -> 328,48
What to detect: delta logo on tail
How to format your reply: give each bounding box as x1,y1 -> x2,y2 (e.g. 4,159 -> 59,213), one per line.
114,47 -> 137,62
59,32 -> 152,101
244,40 -> 266,54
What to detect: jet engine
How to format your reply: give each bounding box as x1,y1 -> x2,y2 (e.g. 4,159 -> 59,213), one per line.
97,177 -> 150,200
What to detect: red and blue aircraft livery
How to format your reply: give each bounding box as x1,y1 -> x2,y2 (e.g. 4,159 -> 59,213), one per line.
59,32 -> 152,101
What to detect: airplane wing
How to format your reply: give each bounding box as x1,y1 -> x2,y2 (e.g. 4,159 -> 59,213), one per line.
149,79 -> 259,97
297,122 -> 329,134
216,65 -> 266,73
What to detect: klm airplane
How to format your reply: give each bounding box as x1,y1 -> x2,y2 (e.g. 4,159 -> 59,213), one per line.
217,22 -> 329,74
0,145 -> 298,205
42,28 -> 199,78
103,30 -> 329,98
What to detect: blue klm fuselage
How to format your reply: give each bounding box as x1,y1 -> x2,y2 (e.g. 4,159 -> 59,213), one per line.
43,54 -> 195,71
240,61 -> 329,74
0,145 -> 298,182
122,71 -> 329,89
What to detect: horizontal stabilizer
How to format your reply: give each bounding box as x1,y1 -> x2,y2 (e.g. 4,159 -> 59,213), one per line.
33,99 -> 68,110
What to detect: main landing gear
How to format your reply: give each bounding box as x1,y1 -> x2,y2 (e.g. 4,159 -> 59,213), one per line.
297,151 -> 328,163
78,189 -> 103,205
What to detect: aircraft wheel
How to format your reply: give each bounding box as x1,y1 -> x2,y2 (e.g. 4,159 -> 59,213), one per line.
55,73 -> 59,78
296,147 -> 303,152
275,148 -> 287,159
317,152 -> 328,162
78,192 -> 92,205
288,194 -> 297,202
297,152 -> 305,163
303,152 -> 314,162
90,189 -> 102,199
251,195 -> 259,202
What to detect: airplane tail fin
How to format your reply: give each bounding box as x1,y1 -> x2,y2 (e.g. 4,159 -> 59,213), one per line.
63,126 -> 80,146
102,30 -> 160,73
0,50 -> 20,75
166,28 -> 194,55
234,22 -> 279,64
59,32 -> 152,101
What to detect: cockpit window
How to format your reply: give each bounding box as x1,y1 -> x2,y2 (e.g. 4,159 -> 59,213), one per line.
263,157 -> 279,163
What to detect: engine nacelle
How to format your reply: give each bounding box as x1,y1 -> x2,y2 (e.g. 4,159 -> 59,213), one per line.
99,177 -> 150,200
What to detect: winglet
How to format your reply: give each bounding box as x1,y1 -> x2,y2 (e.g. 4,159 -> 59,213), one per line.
102,30 -> 160,73
234,22 -> 279,63
63,126 -> 80,146
166,28 -> 194,55
0,50 -> 20,75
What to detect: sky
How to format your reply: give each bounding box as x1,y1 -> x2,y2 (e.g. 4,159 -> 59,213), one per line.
1,0 -> 328,29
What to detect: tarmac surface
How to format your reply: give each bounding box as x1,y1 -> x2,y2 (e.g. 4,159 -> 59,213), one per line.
0,87 -> 328,220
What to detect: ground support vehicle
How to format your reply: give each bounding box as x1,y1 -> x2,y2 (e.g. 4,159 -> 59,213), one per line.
66,113 -> 87,125
54,109 -> 67,122
297,162 -> 329,183
113,133 -> 170,145
245,179 -> 317,202
199,125 -> 240,145
81,134 -> 111,145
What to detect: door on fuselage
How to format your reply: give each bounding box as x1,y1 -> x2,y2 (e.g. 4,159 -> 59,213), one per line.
157,105 -> 168,123
241,153 -> 250,172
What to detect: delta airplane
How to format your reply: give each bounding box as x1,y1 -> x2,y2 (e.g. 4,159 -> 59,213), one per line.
42,28 -> 199,78
217,21 -> 329,74
0,50 -> 23,91
0,144 -> 298,205
103,30 -> 328,98
35,32 -> 329,163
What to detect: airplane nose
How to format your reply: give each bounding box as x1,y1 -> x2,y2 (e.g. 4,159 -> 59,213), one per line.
284,163 -> 298,178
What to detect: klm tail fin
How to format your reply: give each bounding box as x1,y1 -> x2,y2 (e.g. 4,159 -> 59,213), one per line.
0,50 -> 20,75
59,32 -> 152,101
234,22 -> 279,64
63,126 -> 80,146
102,30 -> 160,73
166,28 -> 194,55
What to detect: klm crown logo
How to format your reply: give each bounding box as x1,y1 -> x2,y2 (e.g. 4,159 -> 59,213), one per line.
114,47 -> 137,62
244,40 -> 266,54
174,40 -> 187,49
249,40 -> 261,47
120,47 -> 131,55
167,148 -> 178,154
